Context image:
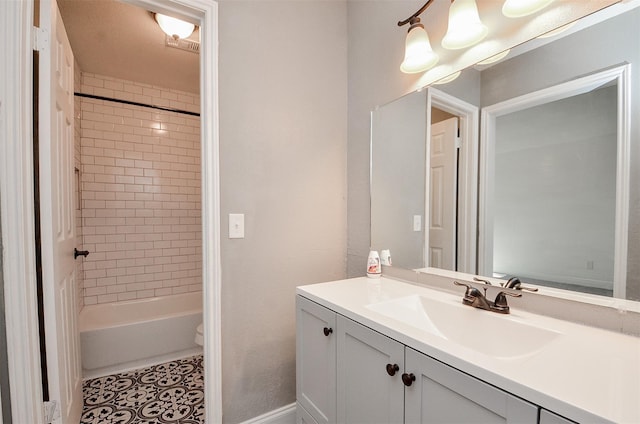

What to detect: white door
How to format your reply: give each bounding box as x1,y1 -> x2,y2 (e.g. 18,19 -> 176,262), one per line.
428,117 -> 459,270
39,0 -> 82,422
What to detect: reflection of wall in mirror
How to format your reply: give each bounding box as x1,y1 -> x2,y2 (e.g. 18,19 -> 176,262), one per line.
478,7 -> 640,301
371,91 -> 427,270
494,86 -> 617,295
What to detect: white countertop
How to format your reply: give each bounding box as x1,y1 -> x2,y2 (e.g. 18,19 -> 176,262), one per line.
297,277 -> 640,423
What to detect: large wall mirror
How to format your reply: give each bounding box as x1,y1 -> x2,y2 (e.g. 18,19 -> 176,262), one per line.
371,2 -> 640,301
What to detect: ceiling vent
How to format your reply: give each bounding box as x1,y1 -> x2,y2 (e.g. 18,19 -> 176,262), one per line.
165,35 -> 200,54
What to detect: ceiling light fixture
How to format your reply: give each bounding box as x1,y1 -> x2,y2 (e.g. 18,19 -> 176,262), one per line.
398,0 -> 439,74
502,0 -> 554,18
155,13 -> 195,40
442,0 -> 488,50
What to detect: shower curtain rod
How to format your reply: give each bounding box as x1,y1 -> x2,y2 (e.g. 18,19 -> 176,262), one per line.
74,92 -> 201,117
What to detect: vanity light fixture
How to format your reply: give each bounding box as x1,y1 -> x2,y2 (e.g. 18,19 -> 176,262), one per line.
442,0 -> 488,50
476,49 -> 511,65
502,0 -> 554,18
433,70 -> 462,84
537,21 -> 576,38
155,13 -> 195,40
398,0 -> 439,74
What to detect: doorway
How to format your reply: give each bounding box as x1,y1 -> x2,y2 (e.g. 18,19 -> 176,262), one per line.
0,0 -> 221,422
426,88 -> 479,274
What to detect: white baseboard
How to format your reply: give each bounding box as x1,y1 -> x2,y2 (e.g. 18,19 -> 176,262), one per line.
240,403 -> 296,424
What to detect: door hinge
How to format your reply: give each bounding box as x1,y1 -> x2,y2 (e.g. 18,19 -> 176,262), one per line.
455,136 -> 462,149
32,26 -> 48,52
43,400 -> 60,423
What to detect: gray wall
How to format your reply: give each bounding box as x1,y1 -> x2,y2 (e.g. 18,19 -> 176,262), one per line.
348,2 -> 640,301
371,91 -> 427,269
480,7 -> 640,300
347,0 -> 425,276
218,1 -> 348,422
494,86 -> 617,289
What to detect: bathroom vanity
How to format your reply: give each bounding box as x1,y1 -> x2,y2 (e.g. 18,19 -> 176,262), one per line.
295,277 -> 640,424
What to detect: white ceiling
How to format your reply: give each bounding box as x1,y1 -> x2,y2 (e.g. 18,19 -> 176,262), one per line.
57,0 -> 200,94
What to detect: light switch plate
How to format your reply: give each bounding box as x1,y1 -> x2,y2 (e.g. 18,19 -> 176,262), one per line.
229,213 -> 245,239
413,215 -> 422,232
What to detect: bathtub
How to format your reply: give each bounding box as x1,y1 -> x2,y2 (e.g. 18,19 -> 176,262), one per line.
79,292 -> 202,377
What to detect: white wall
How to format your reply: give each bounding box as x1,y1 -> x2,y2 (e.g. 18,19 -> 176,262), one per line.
218,1 -> 347,422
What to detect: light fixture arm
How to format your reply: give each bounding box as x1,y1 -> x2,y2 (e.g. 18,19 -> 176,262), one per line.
398,0 -> 438,27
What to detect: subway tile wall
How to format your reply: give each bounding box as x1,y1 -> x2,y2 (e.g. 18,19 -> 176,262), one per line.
78,73 -> 202,305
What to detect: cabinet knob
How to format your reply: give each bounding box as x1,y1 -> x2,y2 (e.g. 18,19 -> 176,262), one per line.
323,327 -> 333,337
386,363 -> 399,376
402,373 -> 416,386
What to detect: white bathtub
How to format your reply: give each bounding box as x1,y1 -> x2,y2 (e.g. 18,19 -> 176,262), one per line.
79,292 -> 202,377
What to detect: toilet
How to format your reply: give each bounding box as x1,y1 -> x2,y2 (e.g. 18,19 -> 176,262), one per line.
195,323 -> 204,346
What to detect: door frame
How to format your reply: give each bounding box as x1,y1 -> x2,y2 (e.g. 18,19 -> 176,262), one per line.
478,64 -> 630,298
426,88 -> 479,274
0,0 -> 222,421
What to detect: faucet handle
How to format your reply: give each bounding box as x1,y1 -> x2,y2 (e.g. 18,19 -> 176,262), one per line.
519,285 -> 538,292
453,280 -> 471,289
453,280 -> 472,296
504,277 -> 538,292
473,277 -> 492,285
454,281 -> 486,308
492,290 -> 522,314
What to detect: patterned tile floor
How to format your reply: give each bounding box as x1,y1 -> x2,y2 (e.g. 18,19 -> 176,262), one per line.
81,355 -> 204,424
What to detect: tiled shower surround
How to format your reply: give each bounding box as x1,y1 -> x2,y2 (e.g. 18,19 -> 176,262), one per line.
78,73 -> 202,305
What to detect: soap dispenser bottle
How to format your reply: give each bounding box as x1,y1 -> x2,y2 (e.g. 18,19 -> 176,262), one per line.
366,250 -> 381,278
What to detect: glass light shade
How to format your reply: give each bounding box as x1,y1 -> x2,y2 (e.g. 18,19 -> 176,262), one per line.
476,49 -> 510,65
502,0 -> 554,18
442,0 -> 488,50
400,25 -> 439,74
537,21 -> 576,39
155,13 -> 195,39
434,71 -> 462,85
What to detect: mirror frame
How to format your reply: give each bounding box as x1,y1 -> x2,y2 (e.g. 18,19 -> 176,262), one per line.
479,64 -> 631,297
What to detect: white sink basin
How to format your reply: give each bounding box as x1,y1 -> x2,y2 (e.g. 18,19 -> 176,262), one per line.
366,294 -> 561,359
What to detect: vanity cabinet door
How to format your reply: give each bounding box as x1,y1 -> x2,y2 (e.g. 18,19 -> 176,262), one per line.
539,410 -> 576,424
297,403 -> 320,424
404,348 -> 538,423
336,315 -> 405,424
296,296 -> 337,424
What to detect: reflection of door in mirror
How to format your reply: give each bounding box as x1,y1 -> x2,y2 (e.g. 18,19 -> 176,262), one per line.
480,65 -> 630,298
428,113 -> 458,271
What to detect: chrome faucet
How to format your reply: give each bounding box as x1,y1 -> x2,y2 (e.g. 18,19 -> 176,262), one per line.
454,281 -> 522,314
